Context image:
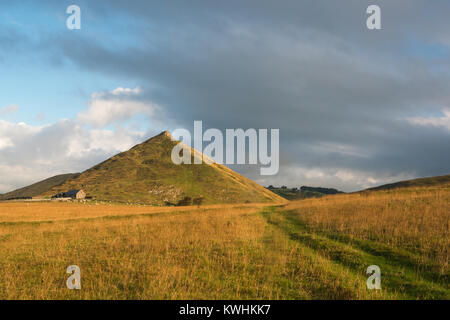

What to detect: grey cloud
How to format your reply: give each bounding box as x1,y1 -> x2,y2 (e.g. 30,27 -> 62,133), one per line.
2,0 -> 450,191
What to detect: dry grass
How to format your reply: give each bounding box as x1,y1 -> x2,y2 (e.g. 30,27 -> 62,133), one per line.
0,187 -> 448,299
0,201 -> 270,223
0,204 -> 269,299
284,187 -> 450,276
0,201 -> 381,299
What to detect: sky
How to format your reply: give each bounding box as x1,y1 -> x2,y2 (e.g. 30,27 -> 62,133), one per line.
0,0 -> 449,193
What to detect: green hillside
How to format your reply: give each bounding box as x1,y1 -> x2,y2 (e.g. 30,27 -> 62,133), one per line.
267,186 -> 343,200
0,173 -> 79,200
366,174 -> 450,191
41,131 -> 284,205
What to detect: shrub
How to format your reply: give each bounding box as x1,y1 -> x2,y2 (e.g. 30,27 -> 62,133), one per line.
193,197 -> 204,207
177,196 -> 192,206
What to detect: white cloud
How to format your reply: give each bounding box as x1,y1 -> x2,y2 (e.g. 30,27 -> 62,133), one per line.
111,86 -> 141,96
334,169 -> 381,188
77,86 -> 157,127
0,137 -> 13,150
0,163 -> 44,193
334,170 -> 356,182
0,87 -> 161,193
254,165 -> 414,192
0,104 -> 19,117
408,108 -> 450,131
304,168 -> 325,179
65,126 -> 145,159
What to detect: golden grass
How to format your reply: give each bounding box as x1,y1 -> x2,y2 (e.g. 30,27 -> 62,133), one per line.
0,186 -> 448,299
0,201 -> 382,299
284,187 -> 450,275
0,202 -> 270,223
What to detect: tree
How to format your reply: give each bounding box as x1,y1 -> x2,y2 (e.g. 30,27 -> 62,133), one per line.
177,196 -> 192,206
193,197 -> 204,207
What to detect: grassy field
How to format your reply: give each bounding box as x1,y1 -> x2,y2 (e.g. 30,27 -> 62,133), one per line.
0,186 -> 448,299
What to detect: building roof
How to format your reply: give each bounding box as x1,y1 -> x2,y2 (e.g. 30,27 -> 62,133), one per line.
65,189 -> 82,197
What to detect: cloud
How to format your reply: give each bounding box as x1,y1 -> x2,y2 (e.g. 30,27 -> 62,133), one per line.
0,137 -> 13,150
0,87 -> 161,193
77,86 -> 158,127
1,1 -> 450,192
251,165 -> 414,191
0,104 -> 19,117
408,108 -> 450,131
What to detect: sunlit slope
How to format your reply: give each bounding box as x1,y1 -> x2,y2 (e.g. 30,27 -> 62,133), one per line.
366,174 -> 450,191
0,173 -> 79,200
41,131 -> 283,204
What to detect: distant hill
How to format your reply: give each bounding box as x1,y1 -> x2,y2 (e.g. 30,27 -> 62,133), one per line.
267,185 -> 344,200
366,174 -> 450,191
40,131 -> 284,205
0,173 -> 79,200
299,186 -> 343,195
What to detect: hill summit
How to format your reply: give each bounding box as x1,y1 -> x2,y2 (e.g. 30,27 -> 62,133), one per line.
41,131 -> 283,204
